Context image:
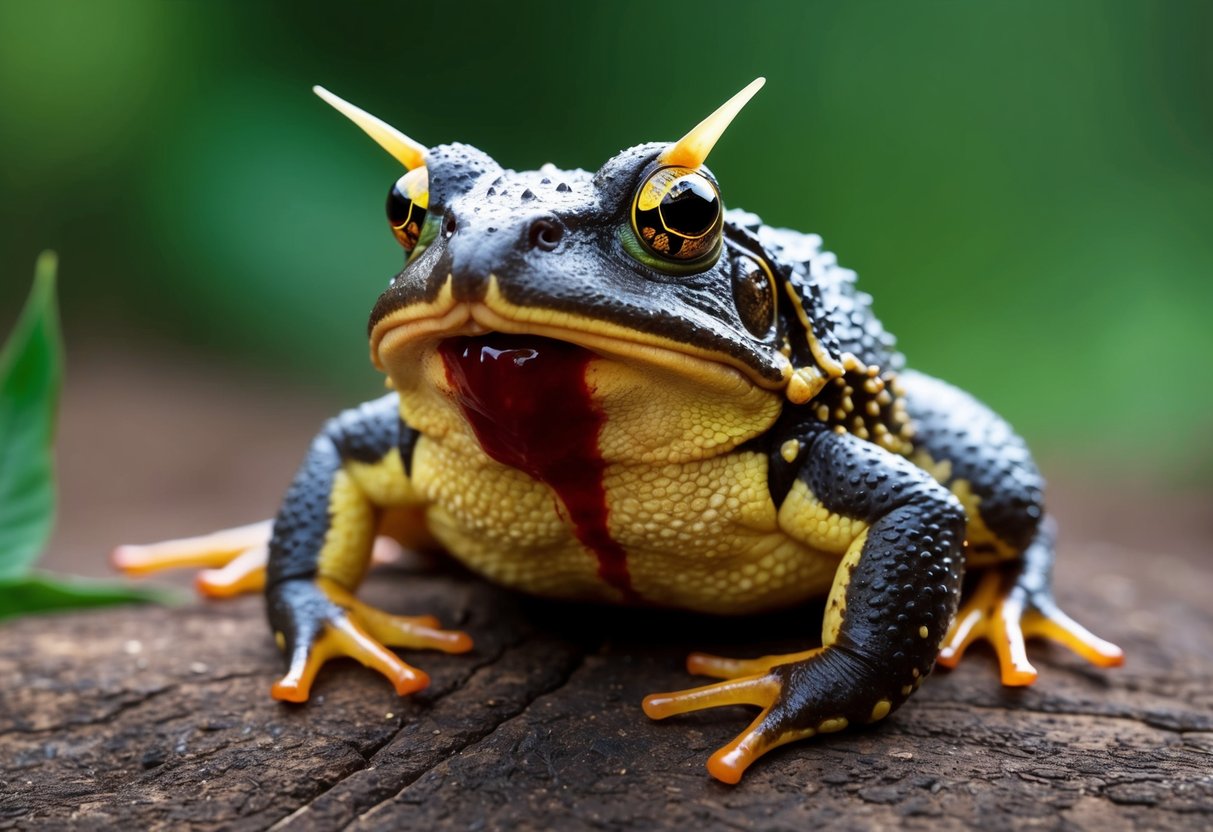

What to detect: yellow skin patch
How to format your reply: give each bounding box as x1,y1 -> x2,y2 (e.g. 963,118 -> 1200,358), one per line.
380,342 -> 867,613
948,478 -> 1016,562
412,427 -> 842,613
776,480 -> 869,555
317,452 -> 430,591
820,528 -> 869,646
316,470 -> 375,589
346,448 -> 421,507
779,439 -> 801,463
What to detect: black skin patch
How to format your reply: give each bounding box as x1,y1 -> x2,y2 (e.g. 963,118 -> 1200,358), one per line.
265,577 -> 345,676
899,370 -> 1044,554
324,394 -> 417,468
759,425 -> 966,734
266,394 -> 415,640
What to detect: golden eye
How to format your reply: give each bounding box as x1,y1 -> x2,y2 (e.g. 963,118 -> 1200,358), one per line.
631,166 -> 722,261
386,167 -> 429,251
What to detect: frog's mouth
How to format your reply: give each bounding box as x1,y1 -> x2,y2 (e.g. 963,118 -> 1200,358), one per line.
371,276 -> 791,396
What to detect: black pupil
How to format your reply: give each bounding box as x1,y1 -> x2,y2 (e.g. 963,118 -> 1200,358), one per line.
387,183 -> 413,226
659,177 -> 718,237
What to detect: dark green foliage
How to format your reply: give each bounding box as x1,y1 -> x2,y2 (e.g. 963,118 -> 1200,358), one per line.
0,255 -> 165,619
0,1 -> 1209,479
0,253 -> 61,579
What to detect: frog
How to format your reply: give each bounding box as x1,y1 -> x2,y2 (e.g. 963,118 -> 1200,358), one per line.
114,78 -> 1123,784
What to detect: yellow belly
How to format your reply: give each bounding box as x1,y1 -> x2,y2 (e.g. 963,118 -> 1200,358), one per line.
409,432 -> 839,614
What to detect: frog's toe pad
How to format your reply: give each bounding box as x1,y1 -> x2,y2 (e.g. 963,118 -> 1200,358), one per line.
937,572 -> 1123,686
269,577 -> 473,703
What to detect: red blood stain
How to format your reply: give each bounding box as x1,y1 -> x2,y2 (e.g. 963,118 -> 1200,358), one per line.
439,334 -> 638,601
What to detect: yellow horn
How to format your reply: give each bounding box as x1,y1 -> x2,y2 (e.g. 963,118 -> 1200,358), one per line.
659,77 -> 766,169
313,85 -> 427,171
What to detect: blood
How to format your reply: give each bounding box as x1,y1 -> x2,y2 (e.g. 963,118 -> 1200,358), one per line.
438,334 -> 637,601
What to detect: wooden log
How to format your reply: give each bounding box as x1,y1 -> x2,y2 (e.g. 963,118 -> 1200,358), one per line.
7,349 -> 1211,829
2,528 -> 1211,831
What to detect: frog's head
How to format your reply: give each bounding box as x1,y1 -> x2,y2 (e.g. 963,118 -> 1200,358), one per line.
317,80 -> 845,461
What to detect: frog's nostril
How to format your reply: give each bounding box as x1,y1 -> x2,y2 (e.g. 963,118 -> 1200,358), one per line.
444,215 -> 458,238
529,219 -> 564,252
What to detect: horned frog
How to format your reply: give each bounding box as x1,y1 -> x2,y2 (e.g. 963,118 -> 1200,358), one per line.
116,79 -> 1122,784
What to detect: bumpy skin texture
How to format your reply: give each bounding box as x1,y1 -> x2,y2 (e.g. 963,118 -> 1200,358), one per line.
766,427 -> 965,729
267,395 -> 410,586
899,370 -> 1043,556
266,396 -> 413,666
247,136 -> 1118,782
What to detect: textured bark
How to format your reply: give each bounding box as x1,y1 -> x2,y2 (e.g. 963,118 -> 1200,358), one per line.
8,347 -> 1211,830
1,533 -> 1210,832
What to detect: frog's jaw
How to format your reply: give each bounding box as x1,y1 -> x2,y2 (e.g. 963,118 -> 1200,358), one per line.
374,277 -> 782,464
372,274 -> 792,398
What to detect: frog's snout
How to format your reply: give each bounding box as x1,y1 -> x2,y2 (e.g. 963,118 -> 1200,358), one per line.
444,210 -> 568,302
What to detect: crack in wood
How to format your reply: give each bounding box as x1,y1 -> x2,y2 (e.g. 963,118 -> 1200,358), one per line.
269,636 -> 592,830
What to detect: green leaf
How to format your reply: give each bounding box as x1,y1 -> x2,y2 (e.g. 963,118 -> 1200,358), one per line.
0,572 -> 174,621
0,252 -> 63,579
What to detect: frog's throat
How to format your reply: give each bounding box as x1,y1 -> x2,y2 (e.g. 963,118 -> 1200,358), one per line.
371,275 -> 793,395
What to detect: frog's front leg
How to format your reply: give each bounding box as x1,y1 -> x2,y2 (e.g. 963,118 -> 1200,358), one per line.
643,429 -> 965,783
265,394 -> 472,702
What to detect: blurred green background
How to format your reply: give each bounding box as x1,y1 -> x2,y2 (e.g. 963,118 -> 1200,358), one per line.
1,0 -> 1210,482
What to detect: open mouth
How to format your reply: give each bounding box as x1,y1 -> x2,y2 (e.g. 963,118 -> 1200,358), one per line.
437,333 -> 600,460
437,332 -> 640,600
437,333 -> 599,432
371,277 -> 789,396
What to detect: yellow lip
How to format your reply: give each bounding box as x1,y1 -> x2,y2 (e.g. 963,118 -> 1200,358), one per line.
370,275 -> 793,393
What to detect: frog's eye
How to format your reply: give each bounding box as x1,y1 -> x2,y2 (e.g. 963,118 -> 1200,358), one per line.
386,167 -> 429,252
630,166 -> 722,262
732,252 -> 777,339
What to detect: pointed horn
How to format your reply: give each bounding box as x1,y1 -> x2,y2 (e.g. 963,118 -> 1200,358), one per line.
659,77 -> 766,169
313,85 -> 427,170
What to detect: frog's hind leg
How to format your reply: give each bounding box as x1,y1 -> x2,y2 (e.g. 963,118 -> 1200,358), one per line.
937,517 -> 1123,684
113,514 -> 417,599
898,369 -> 1123,684
112,521 -> 272,598
113,518 -> 411,599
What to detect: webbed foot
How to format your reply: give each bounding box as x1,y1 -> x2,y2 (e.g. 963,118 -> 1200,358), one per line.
268,577 -> 472,702
644,648 -> 888,784
936,569 -> 1124,685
